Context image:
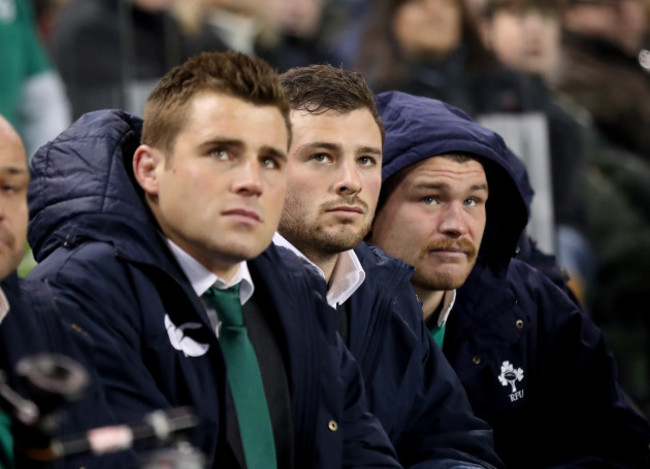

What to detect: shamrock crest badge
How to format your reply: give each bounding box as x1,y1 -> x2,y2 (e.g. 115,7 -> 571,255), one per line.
498,360 -> 525,402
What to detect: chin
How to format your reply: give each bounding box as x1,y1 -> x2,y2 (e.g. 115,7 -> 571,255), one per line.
413,268 -> 469,292
318,232 -> 364,253
236,242 -> 273,260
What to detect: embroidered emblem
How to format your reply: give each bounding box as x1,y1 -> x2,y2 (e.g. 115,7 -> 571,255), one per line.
164,315 -> 209,357
498,360 -> 525,402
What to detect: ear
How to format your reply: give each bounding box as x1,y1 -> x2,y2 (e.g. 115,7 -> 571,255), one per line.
133,144 -> 164,197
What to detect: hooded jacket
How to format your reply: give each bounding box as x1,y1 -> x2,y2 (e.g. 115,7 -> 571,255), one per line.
350,242 -> 502,469
26,109 -> 402,469
376,91 -> 650,468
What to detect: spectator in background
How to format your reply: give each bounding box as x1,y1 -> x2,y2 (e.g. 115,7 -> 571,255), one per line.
480,0 -> 562,86
182,0 -> 264,57
255,0 -> 344,73
355,0 -> 537,115
49,0 -> 227,119
327,0 -> 374,68
479,0 -> 594,307
0,0 -> 70,158
184,0 -> 346,73
559,0 -> 650,158
557,0 -> 650,416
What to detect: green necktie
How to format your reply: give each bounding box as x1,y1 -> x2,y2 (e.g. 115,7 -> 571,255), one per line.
202,285 -> 277,469
431,322 -> 446,350
0,408 -> 14,469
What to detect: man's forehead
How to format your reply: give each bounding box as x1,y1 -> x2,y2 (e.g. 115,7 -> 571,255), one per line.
0,143 -> 28,170
414,154 -> 486,172
401,155 -> 485,186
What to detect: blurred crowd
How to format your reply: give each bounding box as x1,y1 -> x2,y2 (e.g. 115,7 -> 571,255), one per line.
3,0 -> 650,418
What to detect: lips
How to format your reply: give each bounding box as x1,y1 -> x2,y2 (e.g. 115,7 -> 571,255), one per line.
431,249 -> 466,254
326,205 -> 364,214
222,208 -> 261,222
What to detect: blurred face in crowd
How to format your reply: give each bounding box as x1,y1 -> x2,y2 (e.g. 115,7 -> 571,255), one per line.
0,117 -> 29,281
485,7 -> 561,80
563,0 -> 647,54
265,0 -> 323,38
279,108 -> 382,262
135,92 -> 288,280
371,155 -> 487,294
393,0 -> 463,59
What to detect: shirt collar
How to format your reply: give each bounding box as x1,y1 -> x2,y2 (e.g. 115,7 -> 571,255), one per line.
166,239 -> 254,305
272,232 -> 365,307
437,290 -> 456,328
0,286 -> 9,325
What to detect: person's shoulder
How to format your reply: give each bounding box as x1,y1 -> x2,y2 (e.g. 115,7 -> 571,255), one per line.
507,257 -> 568,294
355,241 -> 413,273
257,243 -> 319,278
354,243 -> 423,324
28,241 -> 122,286
506,258 -> 589,324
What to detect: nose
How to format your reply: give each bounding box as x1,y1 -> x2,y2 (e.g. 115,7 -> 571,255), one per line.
334,159 -> 362,196
438,202 -> 468,237
523,12 -> 544,36
232,159 -> 263,197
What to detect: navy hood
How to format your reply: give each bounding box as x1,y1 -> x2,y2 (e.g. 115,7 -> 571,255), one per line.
376,90 -> 528,268
28,110 -> 154,262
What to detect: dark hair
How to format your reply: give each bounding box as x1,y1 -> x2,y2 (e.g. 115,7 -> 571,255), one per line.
279,64 -> 385,143
142,50 -> 291,155
356,0 -> 493,91
484,0 -> 563,18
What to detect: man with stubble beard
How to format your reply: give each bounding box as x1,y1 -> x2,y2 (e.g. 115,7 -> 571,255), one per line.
274,64 -> 503,469
370,90 -> 650,468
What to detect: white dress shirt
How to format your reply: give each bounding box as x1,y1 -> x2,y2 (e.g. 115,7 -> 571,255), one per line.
166,239 -> 254,337
272,232 -> 366,308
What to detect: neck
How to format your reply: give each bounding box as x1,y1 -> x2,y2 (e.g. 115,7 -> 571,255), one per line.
414,286 -> 445,321
281,233 -> 341,283
305,250 -> 340,283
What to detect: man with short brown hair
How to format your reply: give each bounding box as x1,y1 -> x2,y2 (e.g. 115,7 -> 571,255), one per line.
26,51 -> 401,468
276,64 -> 503,469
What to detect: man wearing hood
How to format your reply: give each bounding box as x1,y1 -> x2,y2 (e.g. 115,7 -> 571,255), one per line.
369,90 -> 650,468
25,51 -> 402,468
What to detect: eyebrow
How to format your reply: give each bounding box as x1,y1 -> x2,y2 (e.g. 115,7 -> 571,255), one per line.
200,138 -> 287,161
357,146 -> 382,157
414,181 -> 488,192
260,146 -> 287,162
296,141 -> 381,156
199,137 -> 244,151
0,167 -> 28,177
296,141 -> 341,154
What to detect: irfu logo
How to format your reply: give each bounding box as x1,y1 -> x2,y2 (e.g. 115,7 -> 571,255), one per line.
498,360 -> 524,401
